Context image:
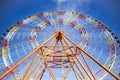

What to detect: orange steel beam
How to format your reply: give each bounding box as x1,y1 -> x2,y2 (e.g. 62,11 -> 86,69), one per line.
35,33 -> 58,80
72,67 -> 79,80
46,59 -> 70,62
62,34 -> 91,79
26,56 -> 43,80
76,55 -> 93,80
53,37 -> 58,49
73,67 -> 84,80
1,30 -> 119,80
42,33 -> 57,61
23,32 -> 56,80
36,67 -> 46,80
5,67 -> 17,80
59,39 -> 71,66
61,37 -> 74,56
62,37 -> 72,52
47,64 -> 56,80
62,35 -> 92,79
44,46 -> 73,51
63,33 -> 120,80
77,49 -> 120,80
62,61 -> 73,80
43,37 -> 56,55
62,34 -> 94,80
51,37 -> 58,61
45,53 -> 76,57
63,31 -> 94,80
59,40 -> 68,52
60,37 -> 77,67
38,32 -> 58,80
36,68 -> 46,80
60,35 -> 78,79
38,68 -> 46,80
77,73 -> 83,80
74,61 -> 86,79
72,67 -> 81,80
61,35 -> 78,64
33,62 -> 44,79
43,46 -> 74,47
26,39 -> 54,80
59,39 -> 70,62
79,50 -> 96,80
61,34 -> 79,80
22,52 -> 38,80
41,35 -> 57,80
47,66 -> 69,68
0,31 -> 58,79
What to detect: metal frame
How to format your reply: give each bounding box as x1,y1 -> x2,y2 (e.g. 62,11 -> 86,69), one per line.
0,30 -> 119,80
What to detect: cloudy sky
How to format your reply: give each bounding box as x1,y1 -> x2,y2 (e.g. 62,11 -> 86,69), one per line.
0,0 -> 120,37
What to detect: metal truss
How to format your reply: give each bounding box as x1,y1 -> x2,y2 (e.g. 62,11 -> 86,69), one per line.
0,30 -> 119,80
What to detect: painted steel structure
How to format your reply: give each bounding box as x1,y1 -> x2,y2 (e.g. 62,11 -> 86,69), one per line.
0,11 -> 120,80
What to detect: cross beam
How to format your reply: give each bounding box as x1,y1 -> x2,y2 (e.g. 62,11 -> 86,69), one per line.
0,30 -> 119,80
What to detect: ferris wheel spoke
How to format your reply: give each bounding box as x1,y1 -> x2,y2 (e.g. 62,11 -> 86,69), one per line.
0,11 -> 119,80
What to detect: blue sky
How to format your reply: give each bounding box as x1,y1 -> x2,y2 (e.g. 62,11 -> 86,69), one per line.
0,0 -> 120,37
0,0 -> 120,79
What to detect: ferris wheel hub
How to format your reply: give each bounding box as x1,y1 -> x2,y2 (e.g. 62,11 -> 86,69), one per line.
55,30 -> 64,34
55,30 -> 64,40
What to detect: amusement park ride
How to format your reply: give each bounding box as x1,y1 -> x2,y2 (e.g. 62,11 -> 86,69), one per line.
0,11 -> 120,80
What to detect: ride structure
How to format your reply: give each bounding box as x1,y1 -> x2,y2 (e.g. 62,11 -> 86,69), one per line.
0,11 -> 120,80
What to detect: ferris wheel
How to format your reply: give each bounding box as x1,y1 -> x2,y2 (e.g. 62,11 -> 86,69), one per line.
0,11 -> 120,80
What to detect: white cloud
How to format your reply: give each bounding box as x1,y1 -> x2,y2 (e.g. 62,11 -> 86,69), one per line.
54,0 -> 66,3
53,0 -> 93,12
